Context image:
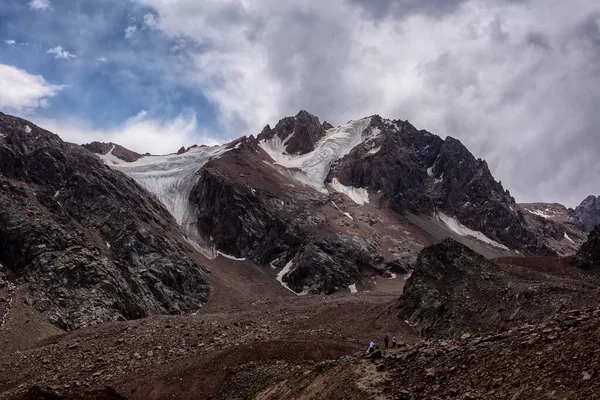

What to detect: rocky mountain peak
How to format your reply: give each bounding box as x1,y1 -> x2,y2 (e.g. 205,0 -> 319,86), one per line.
574,195 -> 600,232
82,141 -> 143,163
256,110 -> 328,155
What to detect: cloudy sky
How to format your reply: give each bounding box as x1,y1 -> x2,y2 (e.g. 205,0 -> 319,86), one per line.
0,0 -> 598,206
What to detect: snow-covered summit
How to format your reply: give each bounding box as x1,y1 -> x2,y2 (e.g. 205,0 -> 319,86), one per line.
259,117 -> 378,191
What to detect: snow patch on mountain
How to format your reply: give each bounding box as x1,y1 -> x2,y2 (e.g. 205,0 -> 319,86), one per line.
330,178 -> 369,205
564,232 -> 576,245
102,144 -> 232,229
366,146 -> 381,156
259,117 -> 375,191
97,145 -> 125,166
24,125 -> 31,133
438,213 -> 509,251
276,259 -> 308,295
348,284 -> 357,293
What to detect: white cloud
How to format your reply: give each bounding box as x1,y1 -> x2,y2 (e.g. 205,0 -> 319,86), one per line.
47,45 -> 76,59
36,111 -> 220,155
132,0 -> 600,206
96,55 -> 107,62
143,13 -> 158,28
28,0 -> 51,10
4,40 -> 16,45
124,25 -> 137,39
0,64 -> 64,112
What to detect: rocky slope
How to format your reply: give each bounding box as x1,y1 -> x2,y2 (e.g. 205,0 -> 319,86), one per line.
398,238 -> 600,339
574,195 -> 600,232
574,225 -> 600,268
326,115 -> 555,255
256,110 -> 331,155
0,112 -> 209,330
518,202 -> 587,256
257,306 -> 600,400
189,138 -> 382,294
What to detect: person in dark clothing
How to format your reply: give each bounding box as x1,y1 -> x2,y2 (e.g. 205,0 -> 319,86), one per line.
384,335 -> 389,348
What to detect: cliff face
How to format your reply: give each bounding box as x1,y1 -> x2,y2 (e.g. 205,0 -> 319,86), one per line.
574,195 -> 600,232
0,112 -> 209,329
575,225 -> 600,268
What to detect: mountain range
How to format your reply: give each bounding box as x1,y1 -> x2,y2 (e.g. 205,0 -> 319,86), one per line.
1,110 -> 599,399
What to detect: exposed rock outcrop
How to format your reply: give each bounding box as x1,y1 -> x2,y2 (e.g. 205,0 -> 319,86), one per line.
574,225 -> 600,268
518,202 -> 587,256
0,112 -> 209,329
574,195 -> 600,232
189,138 -> 378,294
256,110 -> 328,155
398,238 -> 599,339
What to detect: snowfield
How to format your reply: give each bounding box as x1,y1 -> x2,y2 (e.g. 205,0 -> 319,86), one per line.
438,213 -> 509,251
330,178 -> 369,205
259,117 -> 376,192
276,258 -> 308,296
564,232 -> 576,245
98,144 -> 233,228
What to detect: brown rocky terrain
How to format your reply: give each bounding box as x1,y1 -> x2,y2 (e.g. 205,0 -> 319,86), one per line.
398,238 -> 600,339
1,109 -> 599,400
0,112 -> 209,330
0,250 -> 414,400
255,306 -> 600,399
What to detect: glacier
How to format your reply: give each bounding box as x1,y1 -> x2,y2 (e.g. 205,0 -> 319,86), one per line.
259,117 -> 376,192
99,144 -> 232,232
330,178 -> 369,205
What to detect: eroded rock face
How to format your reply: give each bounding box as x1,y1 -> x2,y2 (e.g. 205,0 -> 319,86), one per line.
518,203 -> 587,256
0,113 -> 209,329
283,234 -> 377,294
575,195 -> 600,233
189,138 -> 377,294
257,110 -> 328,155
575,225 -> 600,268
398,238 -> 599,339
328,116 -> 554,255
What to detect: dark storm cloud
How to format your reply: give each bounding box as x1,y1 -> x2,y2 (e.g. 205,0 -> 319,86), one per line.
7,0 -> 598,206
524,31 -> 552,50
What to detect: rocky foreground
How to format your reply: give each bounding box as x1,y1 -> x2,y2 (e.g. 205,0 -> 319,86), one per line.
252,306 -> 600,399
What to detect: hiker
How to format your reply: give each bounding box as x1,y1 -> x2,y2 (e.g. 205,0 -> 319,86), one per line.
392,335 -> 397,347
367,340 -> 375,354
384,334 -> 389,348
